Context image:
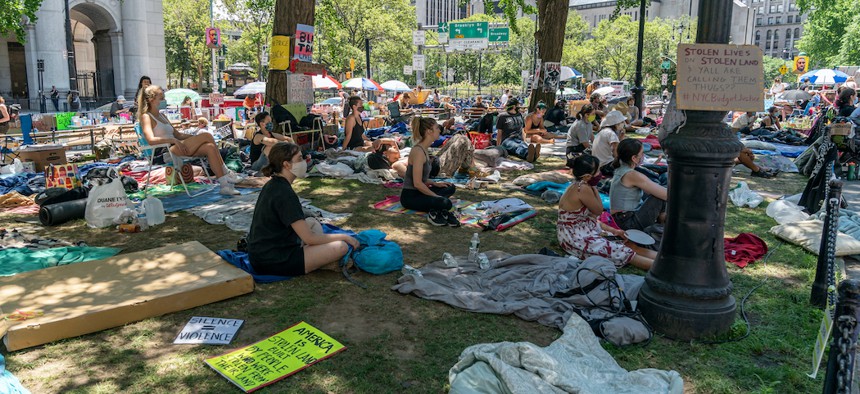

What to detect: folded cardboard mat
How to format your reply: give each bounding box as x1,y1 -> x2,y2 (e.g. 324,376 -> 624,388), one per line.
0,241 -> 254,351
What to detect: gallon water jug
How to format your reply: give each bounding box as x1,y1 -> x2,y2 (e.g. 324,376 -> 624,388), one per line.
143,196 -> 166,226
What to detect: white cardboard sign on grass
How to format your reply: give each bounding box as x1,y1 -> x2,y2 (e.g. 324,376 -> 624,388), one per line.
174,316 -> 244,345
675,44 -> 764,112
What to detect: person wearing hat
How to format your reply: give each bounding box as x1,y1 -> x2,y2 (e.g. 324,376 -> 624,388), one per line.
523,101 -> 558,144
496,98 -> 540,163
591,110 -> 627,168
110,95 -> 127,118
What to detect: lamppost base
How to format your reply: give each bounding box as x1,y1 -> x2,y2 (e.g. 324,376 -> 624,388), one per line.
639,283 -> 737,340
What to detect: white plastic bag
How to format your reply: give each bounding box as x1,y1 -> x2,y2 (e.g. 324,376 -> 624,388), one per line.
0,158 -> 23,174
85,168 -> 130,228
728,181 -> 763,208
766,199 -> 810,224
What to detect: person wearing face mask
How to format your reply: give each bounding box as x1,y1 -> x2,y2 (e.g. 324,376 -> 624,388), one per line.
250,111 -> 292,172
138,85 -> 240,195
591,110 -> 627,169
558,154 -> 656,270
566,104 -> 595,157
609,139 -> 668,232
247,142 -> 359,276
496,98 -> 540,162
524,101 -> 557,143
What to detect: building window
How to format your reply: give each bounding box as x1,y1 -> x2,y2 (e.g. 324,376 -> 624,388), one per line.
755,31 -> 761,45
776,17 -> 781,24
777,4 -> 783,12
787,15 -> 793,23
794,28 -> 800,39
768,17 -> 773,25
769,4 -> 776,12
756,18 -> 762,26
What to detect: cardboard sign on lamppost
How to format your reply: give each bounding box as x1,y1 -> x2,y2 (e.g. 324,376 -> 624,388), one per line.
675,44 -> 764,112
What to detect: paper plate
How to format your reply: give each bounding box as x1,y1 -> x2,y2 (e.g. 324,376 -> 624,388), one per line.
625,229 -> 655,246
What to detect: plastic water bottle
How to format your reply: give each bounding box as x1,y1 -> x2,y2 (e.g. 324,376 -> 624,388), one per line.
478,253 -> 490,270
849,162 -> 857,181
468,233 -> 480,263
136,204 -> 148,231
402,265 -> 423,277
143,196 -> 165,226
442,252 -> 458,267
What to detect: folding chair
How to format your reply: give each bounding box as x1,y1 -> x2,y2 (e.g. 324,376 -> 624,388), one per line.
279,103 -> 324,149
134,123 -> 216,198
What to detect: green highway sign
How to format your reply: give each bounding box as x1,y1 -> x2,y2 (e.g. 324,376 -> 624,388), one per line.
489,27 -> 510,43
449,22 -> 488,40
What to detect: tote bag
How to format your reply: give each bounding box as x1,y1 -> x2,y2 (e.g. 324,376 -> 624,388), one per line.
85,168 -> 130,228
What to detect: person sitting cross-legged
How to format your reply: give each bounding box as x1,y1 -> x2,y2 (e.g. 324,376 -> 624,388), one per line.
558,154 -> 656,270
248,142 -> 359,276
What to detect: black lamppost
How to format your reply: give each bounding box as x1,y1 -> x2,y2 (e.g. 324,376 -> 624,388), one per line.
637,0 -> 742,340
37,59 -> 46,113
631,0 -> 646,114
64,0 -> 77,92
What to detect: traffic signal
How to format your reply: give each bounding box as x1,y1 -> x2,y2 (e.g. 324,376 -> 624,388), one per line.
346,71 -> 352,79
222,72 -> 230,81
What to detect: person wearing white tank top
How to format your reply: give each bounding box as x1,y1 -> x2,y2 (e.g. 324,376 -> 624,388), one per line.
138,85 -> 240,195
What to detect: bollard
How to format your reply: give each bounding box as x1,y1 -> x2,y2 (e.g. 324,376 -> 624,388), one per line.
823,279 -> 860,394
812,180 -> 844,308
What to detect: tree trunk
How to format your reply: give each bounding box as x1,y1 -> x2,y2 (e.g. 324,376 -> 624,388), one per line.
266,0 -> 315,107
528,0 -> 568,112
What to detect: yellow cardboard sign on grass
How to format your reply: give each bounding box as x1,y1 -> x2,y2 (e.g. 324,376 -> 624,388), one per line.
205,321 -> 346,392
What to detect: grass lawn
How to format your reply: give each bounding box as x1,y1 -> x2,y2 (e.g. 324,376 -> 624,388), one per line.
0,156 -> 829,393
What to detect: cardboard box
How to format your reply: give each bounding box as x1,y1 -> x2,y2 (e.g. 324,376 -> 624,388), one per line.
17,145 -> 67,172
0,241 -> 254,351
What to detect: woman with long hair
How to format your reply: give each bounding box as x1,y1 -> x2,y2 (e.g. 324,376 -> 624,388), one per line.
342,95 -> 374,151
835,87 -> 857,117
558,154 -> 656,270
609,139 -> 667,231
248,142 -> 358,276
137,85 -> 240,195
401,117 -> 458,227
249,111 -> 291,172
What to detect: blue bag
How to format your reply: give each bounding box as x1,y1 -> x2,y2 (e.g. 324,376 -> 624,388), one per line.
352,229 -> 403,274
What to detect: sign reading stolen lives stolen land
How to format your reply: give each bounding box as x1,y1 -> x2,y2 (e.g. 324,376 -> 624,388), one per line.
205,321 -> 345,393
676,44 -> 764,112
174,316 -> 244,345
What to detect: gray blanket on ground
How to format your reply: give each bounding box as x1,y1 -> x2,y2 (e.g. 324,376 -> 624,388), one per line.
448,312 -> 684,393
189,193 -> 350,232
392,252 -> 649,345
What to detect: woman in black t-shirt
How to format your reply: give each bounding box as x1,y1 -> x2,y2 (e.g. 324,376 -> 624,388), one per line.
247,143 -> 358,276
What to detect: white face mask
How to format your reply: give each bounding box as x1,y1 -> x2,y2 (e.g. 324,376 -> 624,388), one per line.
290,159 -> 308,178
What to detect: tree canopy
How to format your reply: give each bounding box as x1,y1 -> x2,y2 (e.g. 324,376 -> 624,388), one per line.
796,0 -> 860,67
1,0 -> 42,42
163,0 -> 213,89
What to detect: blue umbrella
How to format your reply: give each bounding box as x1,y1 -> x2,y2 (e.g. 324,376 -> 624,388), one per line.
342,78 -> 384,91
799,69 -> 849,85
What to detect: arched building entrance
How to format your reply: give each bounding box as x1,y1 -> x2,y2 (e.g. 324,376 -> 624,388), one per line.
70,2 -> 118,104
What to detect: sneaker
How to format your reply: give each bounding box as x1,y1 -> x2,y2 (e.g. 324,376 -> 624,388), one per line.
444,211 -> 461,227
427,211 -> 447,226
534,143 -> 542,161
526,144 -> 536,162
750,169 -> 774,178
222,170 -> 241,184
219,181 -> 241,195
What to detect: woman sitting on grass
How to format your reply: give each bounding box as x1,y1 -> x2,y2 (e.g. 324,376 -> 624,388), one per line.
249,111 -> 291,172
248,142 -> 359,276
558,154 -> 656,270
523,101 -> 556,144
400,117 -> 459,227
610,139 -> 668,232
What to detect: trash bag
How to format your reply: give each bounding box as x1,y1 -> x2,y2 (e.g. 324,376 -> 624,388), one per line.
728,181 -> 763,208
